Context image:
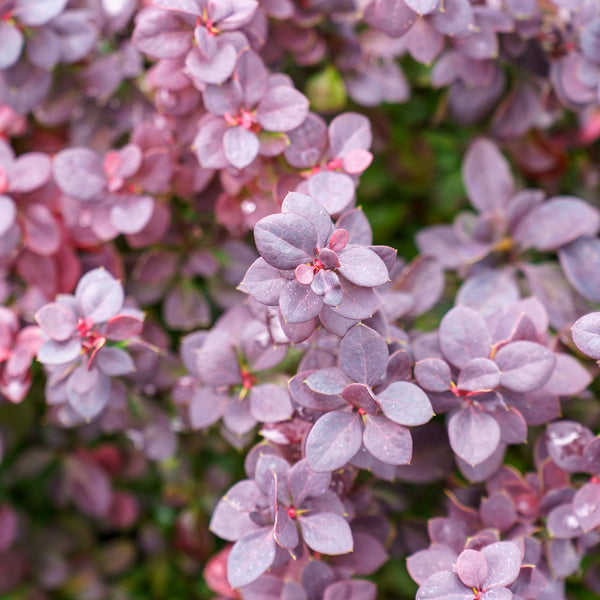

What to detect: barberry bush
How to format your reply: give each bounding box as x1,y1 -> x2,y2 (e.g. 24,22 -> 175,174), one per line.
0,0 -> 600,598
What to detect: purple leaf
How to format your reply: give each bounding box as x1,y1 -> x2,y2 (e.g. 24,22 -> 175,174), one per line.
298,512 -> 353,555
274,507 -> 299,549
337,247 -> 389,287
250,384 -> 293,423
193,115 -> 228,169
239,258 -> 288,306
111,195 -> 155,235
305,367 -> 349,395
257,86 -> 309,132
9,152 -> 52,192
326,278 -> 382,320
416,571 -> 474,600
559,236 -> 600,303
189,386 -> 225,429
571,311 -> 600,360
22,204 -> 60,256
480,492 -> 517,532
0,195 -> 16,238
494,341 -> 555,393
481,541 -> 522,588
209,480 -> 263,541
456,549 -> 487,589
329,112 -> 372,158
365,0 -> 418,38
288,459 -> 331,506
223,126 -> 260,169
547,503 -> 583,539
363,415 -> 412,465
67,366 -> 111,421
105,314 -> 144,341
342,383 -> 379,414
307,171 -> 355,216
573,482 -> 600,532
35,302 -> 77,342
280,280 -> 324,324
227,527 -> 276,588
462,138 -> 514,212
254,212 -> 317,270
0,22 -> 24,70
282,191 -> 333,249
76,269 -> 124,324
132,8 -> 192,58
236,49 -> 268,108
306,412 -> 362,472
457,358 -> 500,392
514,196 -> 600,252
195,329 -> 241,386
288,372 -> 346,411
323,580 -> 376,600
37,337 -> 82,365
53,148 -> 107,201
339,324 -> 388,386
546,421 -> 594,473
414,358 -> 452,392
407,545 -> 458,586
376,381 -> 434,426
95,347 -> 135,376
439,305 -> 491,369
448,405 -> 501,465
14,0 -> 68,26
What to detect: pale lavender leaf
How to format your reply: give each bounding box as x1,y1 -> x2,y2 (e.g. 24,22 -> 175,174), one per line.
306,412 -> 362,472
305,367 -> 349,395
250,383 -> 293,423
462,138 -> 514,212
288,458 -> 331,506
416,571 -> 473,600
0,22 -> 24,70
481,541 -> 522,588
76,269 -> 124,323
376,381 -> 434,426
494,341 -> 556,393
456,549 -> 487,589
448,406 -> 501,465
239,258 -> 287,306
67,365 -> 111,420
439,305 -> 491,369
414,358 -> 452,392
254,212 -> 316,270
328,112 -> 372,158
559,236 -> 600,303
53,147 -> 107,201
337,247 -> 389,287
363,415 -> 412,465
223,126 -> 260,169
572,311 -> 600,360
95,347 -> 135,376
339,323 -> 388,386
256,85 -> 309,132
573,482 -> 600,532
35,302 -> 77,342
457,358 -> 500,392
37,337 -> 82,365
14,0 -> 68,26
298,512 -> 353,555
280,280 -> 323,324
323,580 -> 376,600
227,527 -> 276,588
307,171 -> 355,216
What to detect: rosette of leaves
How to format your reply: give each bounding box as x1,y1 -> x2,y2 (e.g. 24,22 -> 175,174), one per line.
52,143 -> 157,240
132,0 -> 258,86
195,49 -> 309,170
35,268 -> 144,421
179,304 -> 292,442
417,138 -> 600,328
290,323 -> 433,472
542,421 -> 600,574
239,192 -> 395,339
209,454 -> 353,588
413,300 -> 591,472
415,541 -> 524,600
0,139 -> 55,259
239,557 -> 378,600
285,111 -> 374,216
